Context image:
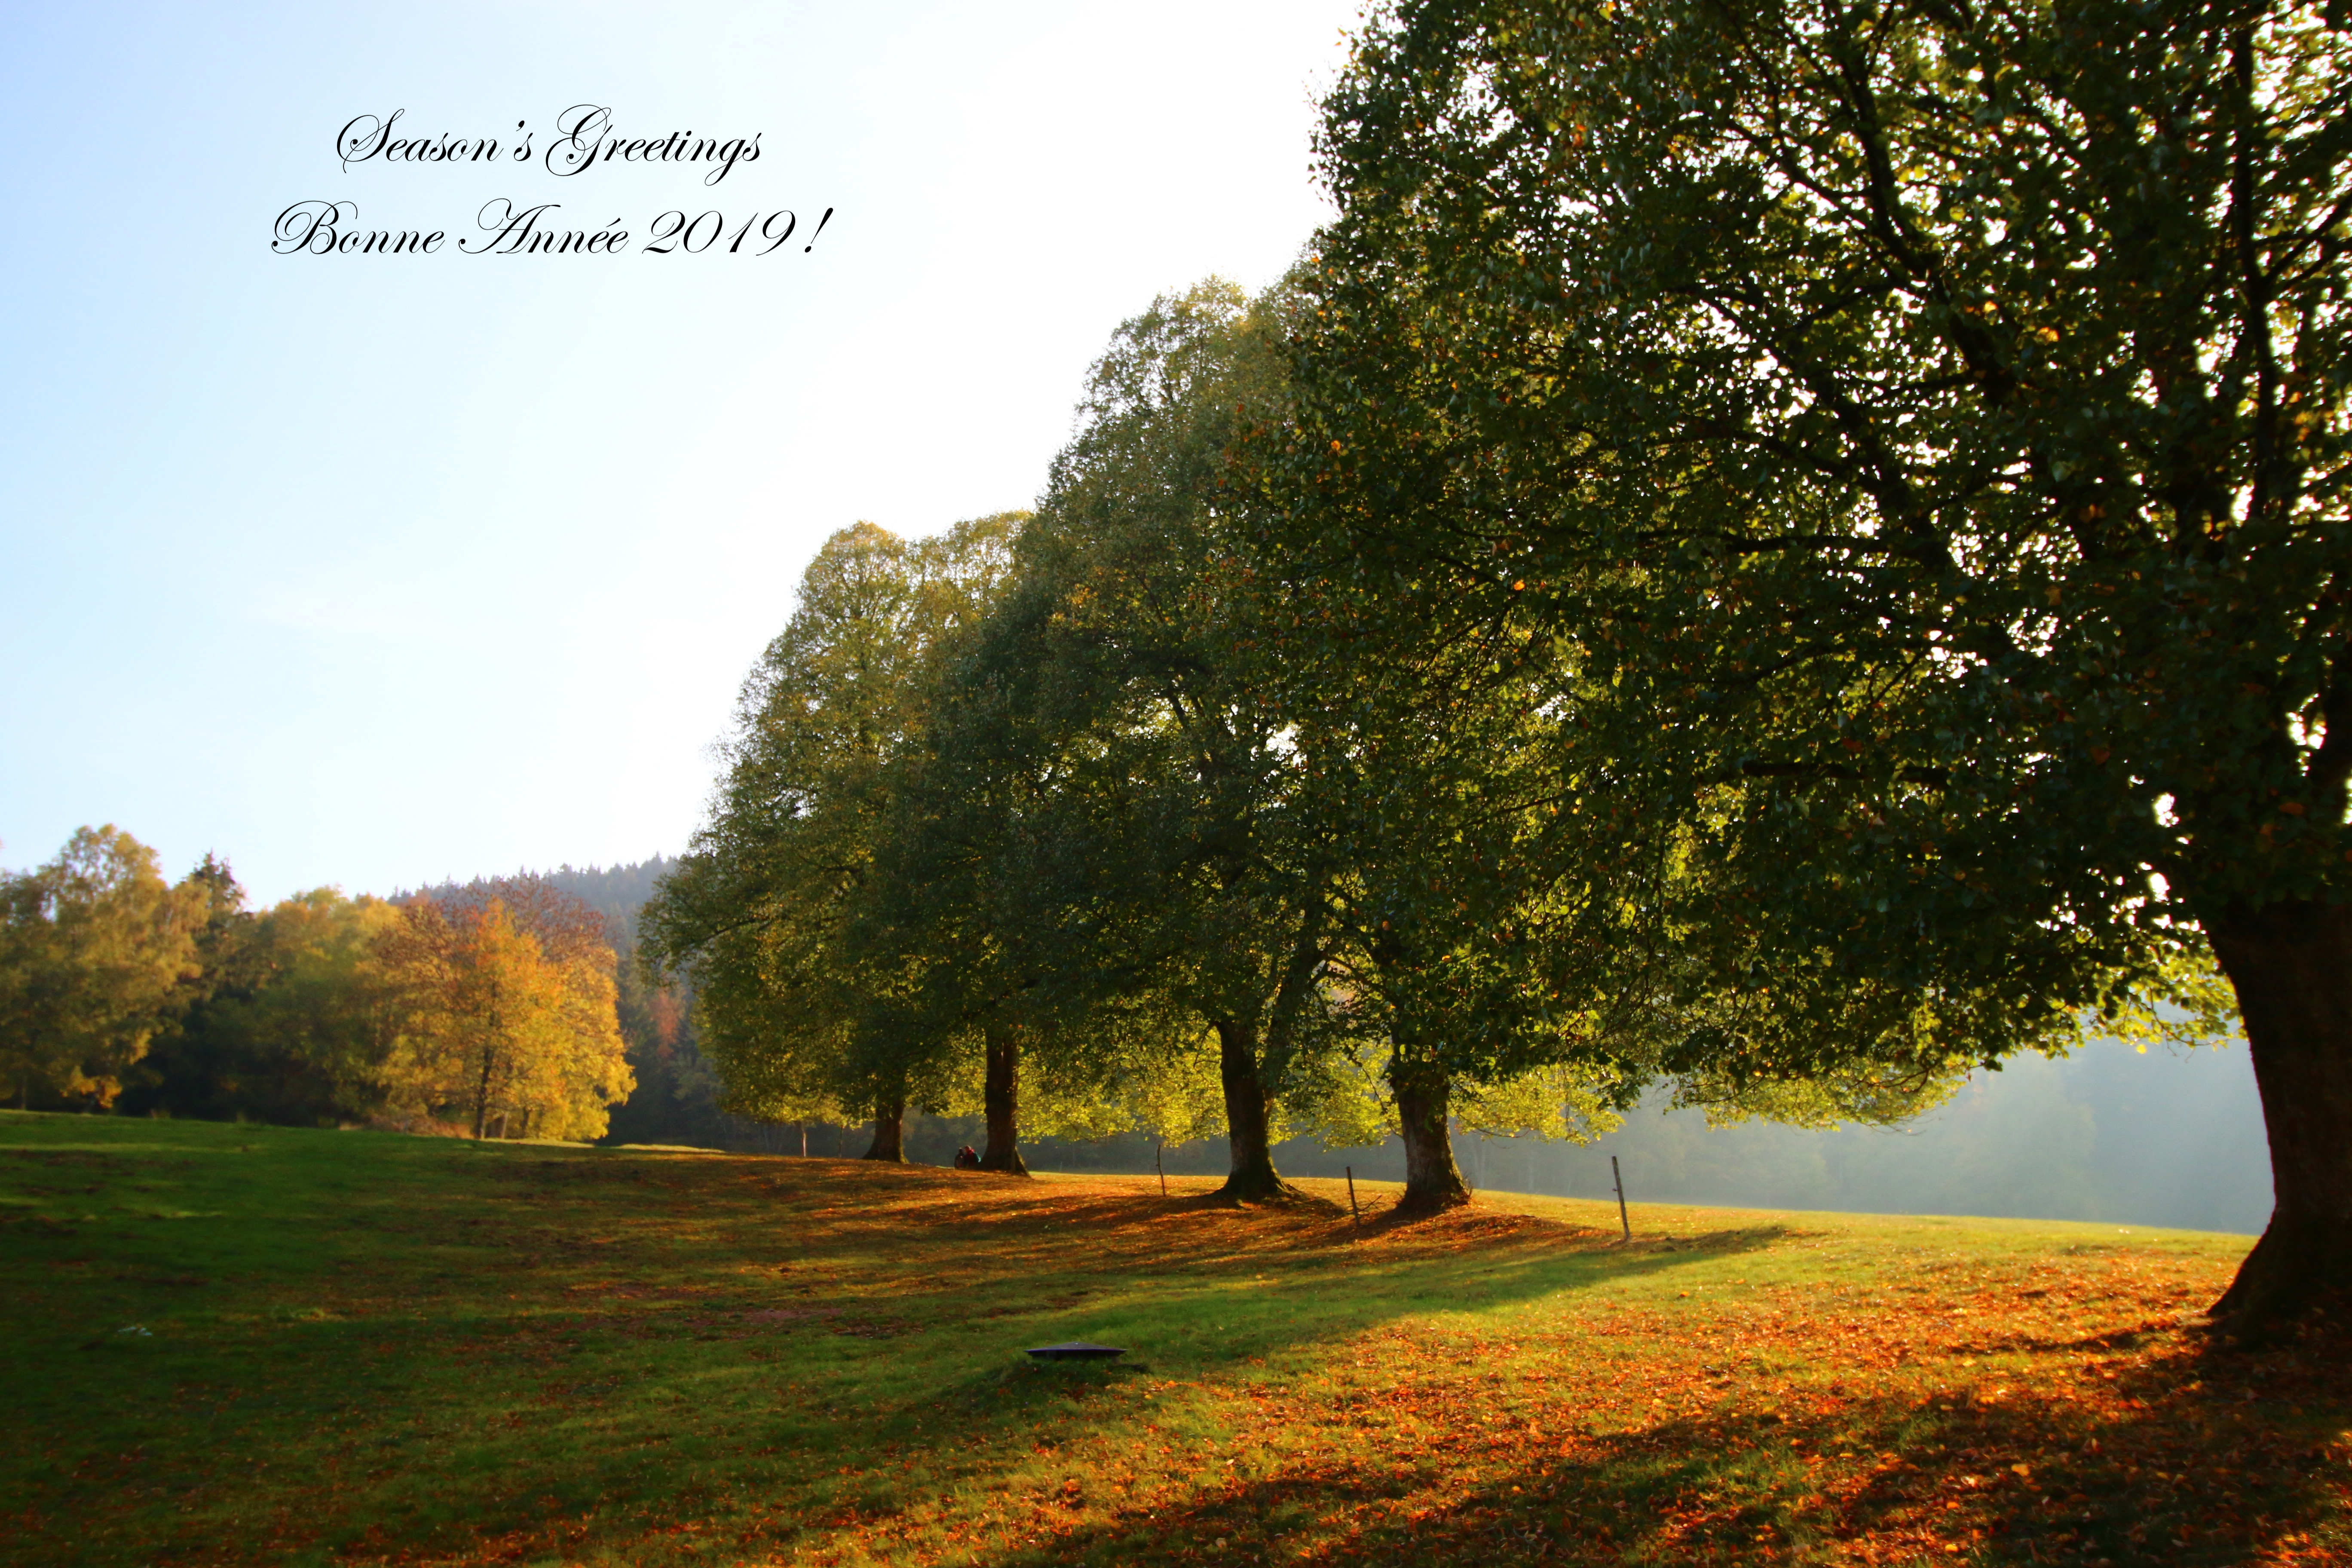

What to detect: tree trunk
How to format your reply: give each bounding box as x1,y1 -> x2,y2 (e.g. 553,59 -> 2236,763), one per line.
1214,1017 -> 1290,1202
2205,896 -> 2352,1329
1392,1065 -> 1470,1216
862,1087 -> 906,1163
980,1021 -> 1028,1175
472,1047 -> 497,1140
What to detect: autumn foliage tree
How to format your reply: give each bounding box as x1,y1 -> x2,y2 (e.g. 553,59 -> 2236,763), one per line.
374,884 -> 631,1140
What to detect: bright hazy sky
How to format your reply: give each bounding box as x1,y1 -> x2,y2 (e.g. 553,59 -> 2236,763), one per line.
0,0 -> 1367,903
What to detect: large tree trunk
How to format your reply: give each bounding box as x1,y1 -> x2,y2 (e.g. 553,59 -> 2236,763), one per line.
862,1087 -> 906,1163
980,1021 -> 1028,1175
2205,896 -> 2352,1329
1392,1064 -> 1470,1216
1214,1017 -> 1289,1202
1211,890 -> 1329,1206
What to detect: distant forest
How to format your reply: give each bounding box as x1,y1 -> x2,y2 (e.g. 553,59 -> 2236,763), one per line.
5,833 -> 677,1145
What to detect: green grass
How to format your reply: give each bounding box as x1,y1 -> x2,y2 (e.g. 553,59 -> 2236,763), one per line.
1,1109 -> 2343,1566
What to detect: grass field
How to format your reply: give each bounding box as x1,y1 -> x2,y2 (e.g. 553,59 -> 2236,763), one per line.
2,1111 -> 2346,1566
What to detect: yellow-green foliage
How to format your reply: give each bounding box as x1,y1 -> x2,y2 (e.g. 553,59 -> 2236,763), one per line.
0,826 -> 205,1106
1453,1063 -> 1624,1142
1276,1038 -> 1624,1150
1041,1029 -> 1230,1145
201,888 -> 402,1107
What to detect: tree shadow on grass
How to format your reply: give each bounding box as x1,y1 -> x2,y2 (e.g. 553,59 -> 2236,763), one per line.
906,1219 -> 1793,1409
478,1153 -> 1803,1379
925,1219 -> 1798,1387
395,1171 -> 1791,1563
1167,1183 -> 1350,1219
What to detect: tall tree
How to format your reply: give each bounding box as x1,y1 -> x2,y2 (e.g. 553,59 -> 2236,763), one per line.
1303,640 -> 1614,1212
1303,0 -> 2340,1317
853,516 -> 1053,1170
980,281 -> 1355,1201
643,516 -> 1021,1162
1243,400 -> 1702,1210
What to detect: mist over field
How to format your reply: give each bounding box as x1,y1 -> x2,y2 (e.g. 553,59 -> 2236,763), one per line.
1462,1041 -> 2270,1237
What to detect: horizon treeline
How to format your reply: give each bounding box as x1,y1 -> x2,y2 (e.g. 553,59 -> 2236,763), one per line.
0,826 -> 649,1140
643,0 -> 2349,1331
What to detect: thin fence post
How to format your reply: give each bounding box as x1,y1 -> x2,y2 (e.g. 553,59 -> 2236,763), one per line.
1346,1165 -> 1362,1226
1611,1154 -> 1631,1241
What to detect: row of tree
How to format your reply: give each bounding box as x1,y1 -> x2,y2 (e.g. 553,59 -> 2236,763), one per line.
0,827 -> 635,1140
647,0 -> 2349,1327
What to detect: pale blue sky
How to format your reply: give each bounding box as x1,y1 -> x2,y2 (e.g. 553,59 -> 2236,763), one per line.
0,0 -> 1364,903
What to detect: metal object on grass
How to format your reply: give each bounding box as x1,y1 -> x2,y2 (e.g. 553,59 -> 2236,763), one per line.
1025,1341 -> 1126,1361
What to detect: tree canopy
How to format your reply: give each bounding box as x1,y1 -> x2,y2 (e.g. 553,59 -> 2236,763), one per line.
1291,0 -> 2345,1319
641,515 -> 1025,1158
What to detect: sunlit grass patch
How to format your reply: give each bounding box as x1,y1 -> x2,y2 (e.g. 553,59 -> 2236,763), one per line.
0,1109 -> 2341,1566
